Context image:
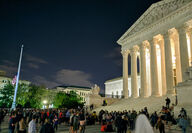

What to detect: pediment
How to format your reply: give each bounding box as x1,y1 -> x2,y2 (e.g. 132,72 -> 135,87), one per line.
118,0 -> 191,44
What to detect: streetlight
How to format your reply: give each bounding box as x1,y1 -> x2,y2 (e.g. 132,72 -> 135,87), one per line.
43,100 -> 47,104
43,100 -> 47,109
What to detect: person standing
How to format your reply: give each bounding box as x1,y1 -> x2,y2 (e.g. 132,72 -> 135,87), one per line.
40,118 -> 55,133
28,115 -> 36,133
179,116 -> 188,133
165,97 -> 171,109
120,115 -> 128,133
69,111 -> 74,133
115,114 -> 122,133
79,111 -> 86,133
19,117 -> 26,133
156,116 -> 165,133
73,112 -> 80,133
8,112 -> 16,133
53,113 -> 58,131
180,108 -> 187,117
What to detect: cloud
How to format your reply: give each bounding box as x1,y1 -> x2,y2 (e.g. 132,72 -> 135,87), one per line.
25,55 -> 48,64
0,65 -> 17,76
105,47 -> 122,66
31,69 -> 93,88
55,69 -> 93,87
0,60 -> 18,76
2,60 -> 16,66
105,47 -> 121,58
32,76 -> 59,88
27,63 -> 39,69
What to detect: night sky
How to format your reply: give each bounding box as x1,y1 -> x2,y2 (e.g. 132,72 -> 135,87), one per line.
0,0 -> 160,92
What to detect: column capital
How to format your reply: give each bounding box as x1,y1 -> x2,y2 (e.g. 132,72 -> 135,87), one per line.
186,28 -> 192,36
162,31 -> 171,40
141,41 -> 148,48
189,28 -> 192,33
168,29 -> 174,36
153,37 -> 159,44
176,24 -> 189,34
121,49 -> 130,57
130,46 -> 139,56
139,42 -> 147,54
148,38 -> 158,47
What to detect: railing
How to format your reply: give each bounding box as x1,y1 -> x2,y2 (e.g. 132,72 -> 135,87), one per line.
99,94 -> 124,99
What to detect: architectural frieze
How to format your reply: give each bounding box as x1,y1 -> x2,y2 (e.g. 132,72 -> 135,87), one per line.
119,0 -> 191,42
119,0 -> 192,50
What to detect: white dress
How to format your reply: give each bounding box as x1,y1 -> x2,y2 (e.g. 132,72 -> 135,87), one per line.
135,114 -> 154,133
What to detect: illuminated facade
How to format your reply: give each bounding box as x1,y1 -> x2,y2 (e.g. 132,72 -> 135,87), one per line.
117,0 -> 192,98
105,76 -> 140,98
0,71 -> 30,89
56,85 -> 91,102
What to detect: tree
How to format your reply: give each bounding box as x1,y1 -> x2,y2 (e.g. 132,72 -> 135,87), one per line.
53,91 -> 83,109
0,82 -> 55,108
0,82 -> 82,109
0,81 -> 14,108
53,92 -> 66,108
16,83 -> 32,107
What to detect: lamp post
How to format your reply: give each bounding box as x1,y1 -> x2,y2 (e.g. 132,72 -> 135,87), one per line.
43,100 -> 47,109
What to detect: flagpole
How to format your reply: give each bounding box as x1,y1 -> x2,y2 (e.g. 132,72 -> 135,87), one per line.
11,45 -> 24,109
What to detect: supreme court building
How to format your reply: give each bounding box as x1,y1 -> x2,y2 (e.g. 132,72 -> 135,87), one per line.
106,0 -> 192,99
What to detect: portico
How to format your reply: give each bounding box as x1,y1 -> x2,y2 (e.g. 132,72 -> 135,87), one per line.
118,0 -> 192,98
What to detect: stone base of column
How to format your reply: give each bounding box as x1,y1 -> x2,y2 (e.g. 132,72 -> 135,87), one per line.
143,95 -> 149,98
151,92 -> 161,97
132,95 -> 139,98
139,94 -> 149,98
167,89 -> 176,95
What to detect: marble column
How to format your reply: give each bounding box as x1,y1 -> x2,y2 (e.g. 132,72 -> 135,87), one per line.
188,29 -> 192,65
140,42 -> 148,97
159,39 -> 167,95
121,50 -> 129,99
174,35 -> 182,84
177,25 -> 189,81
163,32 -> 175,95
131,47 -> 138,98
149,38 -> 160,97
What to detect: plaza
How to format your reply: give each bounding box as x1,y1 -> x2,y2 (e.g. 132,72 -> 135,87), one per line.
0,115 -> 190,133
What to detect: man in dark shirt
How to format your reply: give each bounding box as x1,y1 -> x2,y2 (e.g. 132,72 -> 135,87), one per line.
165,97 -> 171,109
9,112 -> 16,133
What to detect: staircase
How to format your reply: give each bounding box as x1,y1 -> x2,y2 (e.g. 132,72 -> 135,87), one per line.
93,94 -> 176,114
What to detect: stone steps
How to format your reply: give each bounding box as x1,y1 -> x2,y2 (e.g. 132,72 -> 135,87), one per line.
93,94 -> 176,114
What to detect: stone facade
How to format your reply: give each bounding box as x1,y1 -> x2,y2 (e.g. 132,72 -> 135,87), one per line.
0,76 -> 30,89
117,0 -> 192,99
56,85 -> 92,102
105,76 -> 141,98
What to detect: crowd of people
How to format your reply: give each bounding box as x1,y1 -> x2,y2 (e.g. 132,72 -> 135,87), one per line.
96,97 -> 189,133
0,97 -> 190,133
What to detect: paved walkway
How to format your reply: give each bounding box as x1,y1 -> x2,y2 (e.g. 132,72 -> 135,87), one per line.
1,116 -> 191,133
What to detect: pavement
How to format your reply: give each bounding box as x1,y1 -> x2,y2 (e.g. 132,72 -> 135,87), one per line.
1,116 -> 192,133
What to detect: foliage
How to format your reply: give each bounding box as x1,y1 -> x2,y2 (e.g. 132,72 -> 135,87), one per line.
0,81 -> 14,108
0,82 -> 55,108
53,91 -> 83,109
0,82 -> 81,109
